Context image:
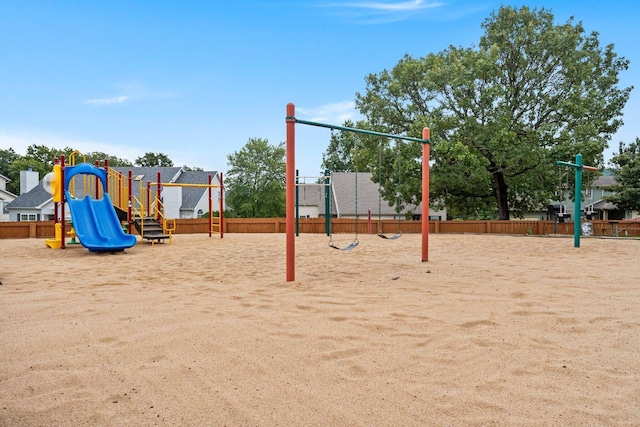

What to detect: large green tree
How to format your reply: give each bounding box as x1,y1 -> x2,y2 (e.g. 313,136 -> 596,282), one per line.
0,148 -> 20,194
2,145 -> 73,194
606,139 -> 640,213
225,138 -> 286,218
355,6 -> 631,219
135,152 -> 174,167
320,121 -> 373,173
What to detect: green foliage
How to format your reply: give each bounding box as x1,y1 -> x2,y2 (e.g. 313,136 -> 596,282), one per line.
26,145 -> 74,167
606,139 -> 640,212
199,210 -> 238,218
0,148 -> 19,174
225,138 -> 286,218
0,148 -> 20,193
354,5 -> 631,219
82,152 -> 133,167
1,145 -> 72,194
321,121 -> 374,173
430,140 -> 495,219
135,152 -> 174,167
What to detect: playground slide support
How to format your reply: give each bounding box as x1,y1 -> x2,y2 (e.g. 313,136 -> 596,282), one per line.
104,159 -> 109,193
94,161 -> 100,198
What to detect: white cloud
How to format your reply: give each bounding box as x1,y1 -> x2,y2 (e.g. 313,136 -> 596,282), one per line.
324,0 -> 444,23
85,95 -> 128,106
342,0 -> 442,11
297,101 -> 361,124
113,81 -> 181,100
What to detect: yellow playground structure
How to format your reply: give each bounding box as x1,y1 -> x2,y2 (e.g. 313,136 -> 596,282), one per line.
44,152 -> 224,250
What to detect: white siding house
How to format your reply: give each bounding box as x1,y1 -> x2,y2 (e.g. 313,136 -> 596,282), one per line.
0,173 -> 18,222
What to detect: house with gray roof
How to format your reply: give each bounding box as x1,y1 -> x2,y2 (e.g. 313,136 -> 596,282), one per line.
297,171 -> 446,220
169,169 -> 222,219
523,174 -> 638,221
6,166 -> 222,222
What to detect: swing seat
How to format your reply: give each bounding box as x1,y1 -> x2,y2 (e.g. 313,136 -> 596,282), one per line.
329,240 -> 359,251
378,232 -> 402,240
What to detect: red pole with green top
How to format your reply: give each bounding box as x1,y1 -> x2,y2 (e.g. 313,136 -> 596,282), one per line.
422,127 -> 430,262
286,103 -> 296,282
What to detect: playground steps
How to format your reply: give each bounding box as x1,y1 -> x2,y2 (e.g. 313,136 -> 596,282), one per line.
132,217 -> 171,243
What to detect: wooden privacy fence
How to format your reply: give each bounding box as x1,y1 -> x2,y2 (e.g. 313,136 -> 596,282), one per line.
2,218 -> 640,239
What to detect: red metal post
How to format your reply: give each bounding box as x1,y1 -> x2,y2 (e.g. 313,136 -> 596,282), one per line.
286,103 -> 296,281
104,159 -> 109,193
208,173 -> 213,238
219,172 -> 224,239
128,170 -> 133,232
156,172 -> 162,221
421,127 -> 430,262
95,160 -> 100,198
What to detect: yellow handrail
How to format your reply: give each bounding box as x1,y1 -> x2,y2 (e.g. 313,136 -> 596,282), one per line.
153,198 -> 174,244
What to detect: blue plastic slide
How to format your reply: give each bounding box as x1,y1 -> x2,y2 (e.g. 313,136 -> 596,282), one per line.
63,162 -> 137,252
65,191 -> 137,252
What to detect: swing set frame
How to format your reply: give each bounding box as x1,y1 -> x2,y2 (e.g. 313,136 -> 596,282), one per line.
285,103 -> 431,282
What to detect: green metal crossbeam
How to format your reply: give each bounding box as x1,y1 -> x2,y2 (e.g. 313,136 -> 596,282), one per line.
287,117 -> 430,144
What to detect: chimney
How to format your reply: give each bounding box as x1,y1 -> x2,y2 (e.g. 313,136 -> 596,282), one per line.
20,167 -> 40,194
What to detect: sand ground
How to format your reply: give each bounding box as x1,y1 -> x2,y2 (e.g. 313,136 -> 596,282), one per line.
1,233 -> 639,426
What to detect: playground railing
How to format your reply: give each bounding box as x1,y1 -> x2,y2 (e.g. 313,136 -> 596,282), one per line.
153,198 -> 174,237
106,169 -> 128,212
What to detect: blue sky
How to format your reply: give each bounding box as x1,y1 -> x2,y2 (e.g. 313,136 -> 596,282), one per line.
1,0 -> 638,177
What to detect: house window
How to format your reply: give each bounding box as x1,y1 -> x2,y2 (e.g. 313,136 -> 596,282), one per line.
585,188 -> 593,199
20,214 -> 38,221
197,209 -> 204,217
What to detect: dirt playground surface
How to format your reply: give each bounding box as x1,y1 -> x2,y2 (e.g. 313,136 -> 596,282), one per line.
1,233 -> 639,426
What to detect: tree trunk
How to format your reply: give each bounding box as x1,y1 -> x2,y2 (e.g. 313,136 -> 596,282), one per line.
492,172 -> 510,220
